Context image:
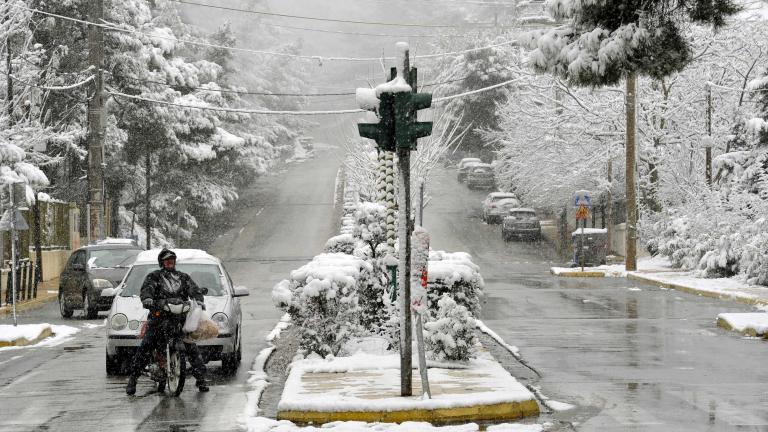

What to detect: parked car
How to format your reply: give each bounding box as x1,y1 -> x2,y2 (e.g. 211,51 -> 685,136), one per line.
466,164 -> 496,190
456,158 -> 482,183
58,242 -> 143,319
502,208 -> 542,241
481,192 -> 520,223
104,249 -> 249,376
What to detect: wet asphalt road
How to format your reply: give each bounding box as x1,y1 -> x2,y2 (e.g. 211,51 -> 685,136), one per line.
425,167 -> 768,431
3,137 -> 768,431
0,125 -> 344,432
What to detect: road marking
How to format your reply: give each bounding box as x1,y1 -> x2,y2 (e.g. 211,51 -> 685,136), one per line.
0,355 -> 23,367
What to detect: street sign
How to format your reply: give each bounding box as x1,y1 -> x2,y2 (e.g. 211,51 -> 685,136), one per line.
573,190 -> 592,208
0,209 -> 29,231
575,204 -> 590,221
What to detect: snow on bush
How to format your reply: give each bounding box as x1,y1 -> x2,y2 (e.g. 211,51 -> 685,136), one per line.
324,234 -> 358,255
272,253 -> 374,357
424,295 -> 477,362
427,251 -> 484,317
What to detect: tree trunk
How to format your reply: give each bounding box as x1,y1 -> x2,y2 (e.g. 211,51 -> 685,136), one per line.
145,144 -> 151,249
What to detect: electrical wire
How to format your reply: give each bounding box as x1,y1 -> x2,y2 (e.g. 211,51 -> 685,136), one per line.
105,71 -> 470,97
253,22 -> 466,39
169,0 -> 496,28
105,76 -> 521,115
11,3 -> 517,63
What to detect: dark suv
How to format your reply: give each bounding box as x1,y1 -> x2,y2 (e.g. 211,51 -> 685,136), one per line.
466,164 -> 495,190
59,241 -> 143,319
502,208 -> 542,241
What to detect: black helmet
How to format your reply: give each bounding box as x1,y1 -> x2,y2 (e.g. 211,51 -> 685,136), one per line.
158,248 -> 177,268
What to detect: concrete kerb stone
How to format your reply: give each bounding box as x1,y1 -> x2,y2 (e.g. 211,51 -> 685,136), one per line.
0,325 -> 53,348
627,273 -> 768,308
278,400 -> 540,425
550,268 -> 606,278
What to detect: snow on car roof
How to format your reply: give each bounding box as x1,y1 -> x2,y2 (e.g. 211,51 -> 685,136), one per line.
496,198 -> 521,205
488,192 -> 516,198
133,248 -> 219,265
508,208 -> 536,213
459,157 -> 481,162
96,238 -> 139,246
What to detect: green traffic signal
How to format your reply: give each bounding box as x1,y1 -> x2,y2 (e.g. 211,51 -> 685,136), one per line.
357,92 -> 395,152
394,92 -> 433,150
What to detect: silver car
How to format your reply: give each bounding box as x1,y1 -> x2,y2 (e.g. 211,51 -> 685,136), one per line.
103,249 -> 249,376
481,193 -> 521,224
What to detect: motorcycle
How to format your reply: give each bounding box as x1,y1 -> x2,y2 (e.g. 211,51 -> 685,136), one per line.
141,298 -> 191,396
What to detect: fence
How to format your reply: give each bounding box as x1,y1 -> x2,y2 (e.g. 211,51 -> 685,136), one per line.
0,259 -> 38,307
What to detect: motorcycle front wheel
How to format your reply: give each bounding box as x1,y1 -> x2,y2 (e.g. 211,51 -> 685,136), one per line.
166,344 -> 186,396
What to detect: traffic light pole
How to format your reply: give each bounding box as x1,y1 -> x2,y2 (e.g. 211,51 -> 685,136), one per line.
397,49 -> 413,397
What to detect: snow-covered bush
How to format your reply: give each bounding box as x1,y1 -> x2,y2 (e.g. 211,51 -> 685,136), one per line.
272,253 -> 373,357
427,251 -> 484,317
324,234 -> 358,255
424,295 -> 477,362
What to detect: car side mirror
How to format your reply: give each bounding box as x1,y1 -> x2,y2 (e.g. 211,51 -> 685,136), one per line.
233,286 -> 250,297
200,287 -> 209,295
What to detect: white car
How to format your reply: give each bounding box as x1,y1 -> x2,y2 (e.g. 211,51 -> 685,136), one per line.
481,193 -> 521,224
103,249 -> 249,376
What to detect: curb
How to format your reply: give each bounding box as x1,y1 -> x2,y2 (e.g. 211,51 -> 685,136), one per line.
627,273 -> 768,307
0,292 -> 58,317
0,326 -> 53,348
550,269 -> 605,278
716,317 -> 767,338
278,399 -> 540,425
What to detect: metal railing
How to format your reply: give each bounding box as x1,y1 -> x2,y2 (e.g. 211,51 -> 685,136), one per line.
1,259 -> 38,307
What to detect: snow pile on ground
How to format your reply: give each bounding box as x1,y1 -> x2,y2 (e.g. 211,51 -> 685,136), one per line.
0,324 -> 51,342
717,312 -> 768,335
0,324 -> 79,349
551,255 -> 676,277
246,418 -> 544,432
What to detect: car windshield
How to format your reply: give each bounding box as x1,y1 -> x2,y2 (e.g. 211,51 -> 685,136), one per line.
498,199 -> 521,207
88,249 -> 142,269
510,211 -> 537,219
491,195 -> 516,203
120,263 -> 226,297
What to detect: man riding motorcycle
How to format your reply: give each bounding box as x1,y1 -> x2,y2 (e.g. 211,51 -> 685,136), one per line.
126,248 -> 210,395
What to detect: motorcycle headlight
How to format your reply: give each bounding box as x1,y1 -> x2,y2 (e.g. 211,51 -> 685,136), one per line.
110,313 -> 128,331
211,312 -> 229,331
92,279 -> 113,289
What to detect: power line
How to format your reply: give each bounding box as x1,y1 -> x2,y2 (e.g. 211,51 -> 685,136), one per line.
106,71 -> 470,97
256,22 -> 465,39
14,3 -> 518,63
170,0 -> 496,28
105,76 -> 521,115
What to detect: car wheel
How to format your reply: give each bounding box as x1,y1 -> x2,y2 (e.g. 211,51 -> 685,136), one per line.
83,292 -> 98,319
59,291 -> 74,318
106,350 -> 123,376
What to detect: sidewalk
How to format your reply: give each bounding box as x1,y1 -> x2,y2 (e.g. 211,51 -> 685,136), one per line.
551,257 -> 768,307
0,278 -> 59,317
276,348 -> 539,424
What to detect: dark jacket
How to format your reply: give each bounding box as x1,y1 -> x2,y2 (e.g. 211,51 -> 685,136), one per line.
140,268 -> 204,314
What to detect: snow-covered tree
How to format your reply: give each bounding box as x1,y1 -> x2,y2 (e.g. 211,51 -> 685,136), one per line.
424,295 -> 477,362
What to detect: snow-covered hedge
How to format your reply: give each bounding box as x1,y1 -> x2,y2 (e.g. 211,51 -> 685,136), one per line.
424,296 -> 477,362
427,251 -> 484,317
272,253 -> 373,357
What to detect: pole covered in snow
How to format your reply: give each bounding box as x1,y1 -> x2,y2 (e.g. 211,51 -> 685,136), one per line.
411,226 -> 431,398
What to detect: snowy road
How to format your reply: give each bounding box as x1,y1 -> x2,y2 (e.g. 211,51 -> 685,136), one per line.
425,167 -> 768,431
0,130 -> 343,432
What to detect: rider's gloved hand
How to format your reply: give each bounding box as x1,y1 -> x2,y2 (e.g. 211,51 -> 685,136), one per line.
197,300 -> 206,311
155,298 -> 167,310
142,298 -> 154,309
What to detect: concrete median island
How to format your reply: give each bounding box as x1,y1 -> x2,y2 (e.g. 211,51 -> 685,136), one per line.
276,349 -> 539,425
716,313 -> 768,337
0,323 -> 54,347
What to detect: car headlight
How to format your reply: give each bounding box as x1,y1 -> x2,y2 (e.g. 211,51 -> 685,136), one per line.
211,312 -> 229,331
128,320 -> 141,330
111,313 -> 128,331
92,279 -> 113,289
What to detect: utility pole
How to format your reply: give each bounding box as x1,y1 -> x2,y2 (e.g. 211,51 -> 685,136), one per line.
705,83 -> 713,186
625,73 -> 638,271
145,142 -> 151,249
86,0 -> 105,243
606,159 -> 613,254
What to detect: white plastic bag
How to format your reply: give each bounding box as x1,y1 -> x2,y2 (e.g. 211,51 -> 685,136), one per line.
183,300 -> 203,333
184,311 -> 219,342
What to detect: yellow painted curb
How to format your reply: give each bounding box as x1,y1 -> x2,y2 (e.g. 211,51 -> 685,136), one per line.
716,317 -> 763,337
550,269 -> 605,278
0,291 -> 58,317
0,326 -> 53,348
628,273 -> 768,307
278,399 -> 540,425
